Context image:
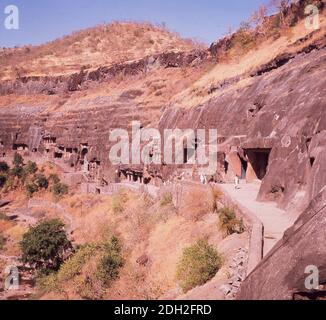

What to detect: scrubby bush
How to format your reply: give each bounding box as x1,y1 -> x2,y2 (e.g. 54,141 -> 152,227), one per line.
0,161 -> 9,173
11,166 -> 24,179
25,183 -> 39,198
34,174 -> 49,189
96,236 -> 124,286
36,236 -> 124,299
176,239 -> 222,292
232,22 -> 255,50
20,219 -> 72,272
52,182 -> 68,198
57,244 -> 98,282
218,207 -> 245,237
13,153 -> 24,167
25,161 -> 38,175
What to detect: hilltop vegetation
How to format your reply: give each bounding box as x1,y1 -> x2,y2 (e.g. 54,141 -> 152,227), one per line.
0,22 -> 199,80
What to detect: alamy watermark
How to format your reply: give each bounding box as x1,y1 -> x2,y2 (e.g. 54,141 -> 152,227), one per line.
305,4 -> 320,31
108,122 -> 218,175
304,265 -> 320,290
3,4 -> 19,30
4,265 -> 19,290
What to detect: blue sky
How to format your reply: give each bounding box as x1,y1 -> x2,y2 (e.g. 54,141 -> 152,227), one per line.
0,0 -> 268,47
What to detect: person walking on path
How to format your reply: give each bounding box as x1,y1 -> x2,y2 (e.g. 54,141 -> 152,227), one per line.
234,175 -> 240,189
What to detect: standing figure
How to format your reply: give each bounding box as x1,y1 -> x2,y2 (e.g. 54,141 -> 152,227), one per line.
234,175 -> 240,189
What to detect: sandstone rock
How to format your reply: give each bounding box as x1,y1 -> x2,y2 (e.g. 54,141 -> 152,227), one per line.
159,45 -> 326,213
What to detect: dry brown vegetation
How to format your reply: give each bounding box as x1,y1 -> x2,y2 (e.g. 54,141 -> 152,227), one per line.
172,14 -> 326,108
23,183 -> 246,300
0,22 -> 200,80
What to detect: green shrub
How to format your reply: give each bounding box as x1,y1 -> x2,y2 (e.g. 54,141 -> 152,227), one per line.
176,239 -> 222,292
36,272 -> 61,293
25,183 -> 39,198
13,153 -> 24,167
36,236 -> 124,299
218,207 -> 245,237
11,166 -> 24,179
36,245 -> 99,295
58,244 -> 98,282
20,219 -> 72,271
52,182 -> 68,198
96,236 -> 124,286
25,161 -> 38,175
34,174 -> 49,189
0,161 -> 9,173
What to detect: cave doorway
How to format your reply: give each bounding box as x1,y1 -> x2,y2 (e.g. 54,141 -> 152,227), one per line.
245,148 -> 271,180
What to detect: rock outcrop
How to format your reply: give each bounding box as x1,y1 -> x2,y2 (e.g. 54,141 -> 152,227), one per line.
159,42 -> 326,212
0,50 -> 208,96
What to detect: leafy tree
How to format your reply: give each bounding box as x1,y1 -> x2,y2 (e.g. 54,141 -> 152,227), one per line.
176,239 -> 222,292
13,153 -> 24,167
20,219 -> 72,271
0,161 -> 9,173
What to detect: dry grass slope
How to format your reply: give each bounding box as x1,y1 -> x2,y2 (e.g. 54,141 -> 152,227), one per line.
0,22 -> 200,80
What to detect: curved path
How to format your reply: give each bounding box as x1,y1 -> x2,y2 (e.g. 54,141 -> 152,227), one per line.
219,182 -> 297,257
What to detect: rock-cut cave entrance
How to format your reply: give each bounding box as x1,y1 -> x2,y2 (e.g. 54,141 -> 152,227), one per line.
244,148 -> 271,181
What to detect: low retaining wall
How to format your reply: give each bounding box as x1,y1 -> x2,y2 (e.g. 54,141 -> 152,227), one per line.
218,187 -> 264,275
80,182 -> 159,198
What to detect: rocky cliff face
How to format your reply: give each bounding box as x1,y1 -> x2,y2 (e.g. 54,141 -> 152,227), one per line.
0,50 -> 208,96
237,187 -> 326,300
0,14 -> 325,209
159,38 -> 326,212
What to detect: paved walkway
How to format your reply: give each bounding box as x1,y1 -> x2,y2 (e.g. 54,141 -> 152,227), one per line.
219,182 -> 297,256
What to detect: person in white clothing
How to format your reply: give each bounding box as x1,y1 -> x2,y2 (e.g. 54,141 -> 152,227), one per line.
234,175 -> 240,189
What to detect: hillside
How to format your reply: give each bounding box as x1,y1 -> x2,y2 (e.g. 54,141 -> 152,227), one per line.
0,22 -> 199,80
0,0 -> 325,301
